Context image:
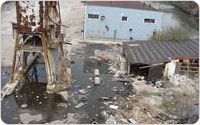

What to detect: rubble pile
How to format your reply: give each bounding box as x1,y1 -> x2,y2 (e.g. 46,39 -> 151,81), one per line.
169,74 -> 193,86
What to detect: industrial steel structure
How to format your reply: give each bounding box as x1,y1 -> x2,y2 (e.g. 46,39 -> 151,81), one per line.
2,1 -> 71,97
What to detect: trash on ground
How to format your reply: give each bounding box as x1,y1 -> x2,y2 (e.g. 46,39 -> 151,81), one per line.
78,89 -> 88,94
21,104 -> 28,108
94,69 -> 100,76
94,77 -> 100,85
81,96 -> 87,102
109,105 -> 118,110
87,85 -> 92,89
128,118 -> 137,124
75,102 -> 84,109
98,97 -> 112,101
106,115 -> 117,124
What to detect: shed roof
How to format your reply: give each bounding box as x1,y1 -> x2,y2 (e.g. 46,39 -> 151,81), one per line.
124,39 -> 199,65
83,1 -> 158,11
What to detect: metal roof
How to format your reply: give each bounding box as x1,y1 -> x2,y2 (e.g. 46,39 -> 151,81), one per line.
83,1 -> 158,11
124,39 -> 199,65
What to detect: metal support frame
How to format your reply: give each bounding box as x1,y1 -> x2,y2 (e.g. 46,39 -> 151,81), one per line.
2,1 -> 71,97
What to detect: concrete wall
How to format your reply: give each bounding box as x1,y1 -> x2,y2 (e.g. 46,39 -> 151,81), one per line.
84,5 -> 164,40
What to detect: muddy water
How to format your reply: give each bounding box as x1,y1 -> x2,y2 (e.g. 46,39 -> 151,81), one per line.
1,43 -> 124,124
1,64 -> 68,124
67,43 -> 124,123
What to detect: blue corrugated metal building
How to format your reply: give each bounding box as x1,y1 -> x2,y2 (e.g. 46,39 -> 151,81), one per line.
83,1 -> 164,41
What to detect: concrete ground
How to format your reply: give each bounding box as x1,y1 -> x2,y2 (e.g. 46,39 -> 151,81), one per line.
1,0 -> 84,67
1,2 -> 16,67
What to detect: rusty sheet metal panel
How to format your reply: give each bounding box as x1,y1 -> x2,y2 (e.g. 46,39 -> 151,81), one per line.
16,1 -> 43,33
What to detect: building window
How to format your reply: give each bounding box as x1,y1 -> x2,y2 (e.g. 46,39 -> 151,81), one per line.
144,18 -> 155,23
88,14 -> 99,19
100,16 -> 105,21
122,16 -> 128,21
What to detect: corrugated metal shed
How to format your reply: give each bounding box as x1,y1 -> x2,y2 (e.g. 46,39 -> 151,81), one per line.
124,39 -> 199,65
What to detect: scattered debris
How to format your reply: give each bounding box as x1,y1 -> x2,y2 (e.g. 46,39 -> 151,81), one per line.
75,102 -> 84,109
87,85 -> 92,89
106,115 -> 117,124
94,69 -> 100,76
169,74 -> 191,86
112,87 -> 118,92
91,118 -> 98,124
98,97 -> 112,101
59,91 -> 69,101
128,118 -> 137,124
80,96 -> 87,102
74,85 -> 81,88
94,77 -> 100,85
120,118 -> 129,123
65,113 -> 79,124
137,76 -> 145,81
78,89 -> 88,94
21,104 -> 28,108
148,80 -> 163,88
109,105 -> 118,110
101,111 -> 109,119
113,71 -> 124,78
57,103 -> 68,108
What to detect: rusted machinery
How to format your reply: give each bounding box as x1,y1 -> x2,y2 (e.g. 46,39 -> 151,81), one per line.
2,1 -> 71,97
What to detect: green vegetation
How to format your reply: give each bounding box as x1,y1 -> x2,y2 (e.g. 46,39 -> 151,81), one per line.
150,27 -> 190,41
159,102 -> 175,114
140,91 -> 162,97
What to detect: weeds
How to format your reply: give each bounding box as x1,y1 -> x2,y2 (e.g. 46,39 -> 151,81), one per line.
150,27 -> 190,41
140,91 -> 162,97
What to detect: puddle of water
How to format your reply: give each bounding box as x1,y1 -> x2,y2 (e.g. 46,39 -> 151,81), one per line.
1,64 -> 68,124
68,43 -> 124,123
1,43 -> 125,124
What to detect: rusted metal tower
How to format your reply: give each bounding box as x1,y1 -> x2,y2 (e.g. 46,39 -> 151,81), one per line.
2,1 -> 71,97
